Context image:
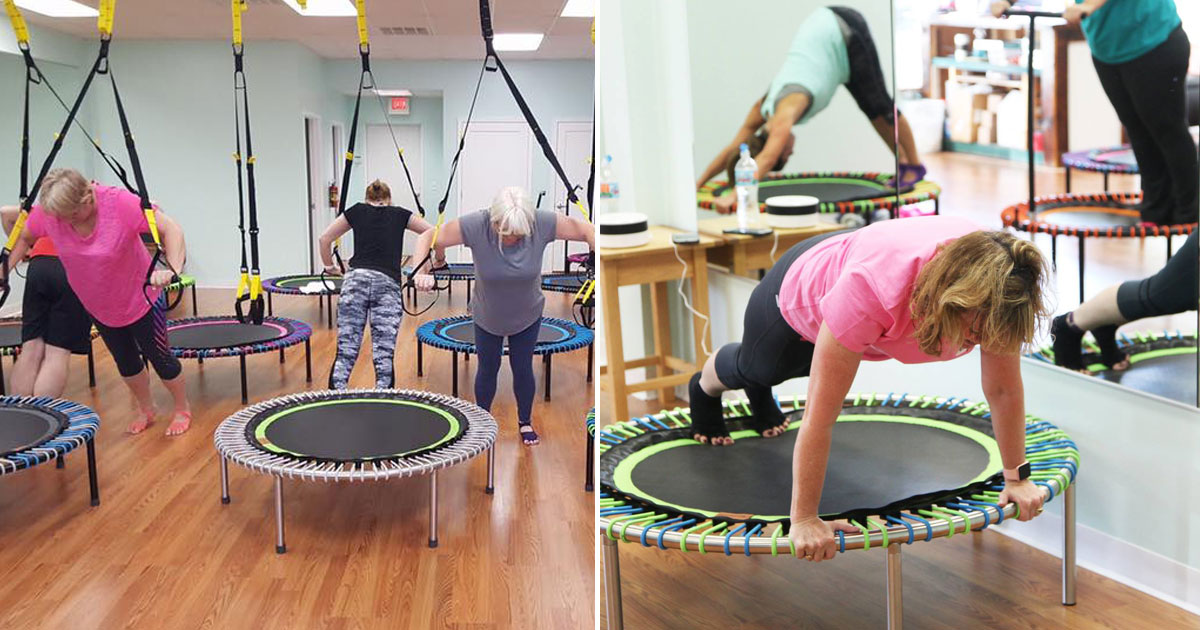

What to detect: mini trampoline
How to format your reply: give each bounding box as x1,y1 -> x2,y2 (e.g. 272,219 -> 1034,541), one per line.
598,393 -> 1079,629
416,315 -> 594,401
0,320 -> 97,395
0,396 -> 100,508
215,389 -> 498,552
1062,146 -> 1137,192
165,274 -> 198,316
402,262 -> 476,303
1029,330 -> 1197,405
585,407 -> 595,492
697,171 -> 941,218
1000,192 -> 1197,301
542,272 -> 596,328
263,274 -> 342,328
168,316 -> 312,404
542,271 -> 589,294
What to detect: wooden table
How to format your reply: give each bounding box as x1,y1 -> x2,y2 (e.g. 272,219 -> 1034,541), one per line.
598,226 -> 720,423
698,216 -> 845,278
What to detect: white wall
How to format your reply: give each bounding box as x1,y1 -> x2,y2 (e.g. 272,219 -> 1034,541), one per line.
688,0 -> 897,183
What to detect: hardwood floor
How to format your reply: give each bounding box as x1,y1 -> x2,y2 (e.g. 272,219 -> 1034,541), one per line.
598,152 -> 1200,628
0,283 -> 594,629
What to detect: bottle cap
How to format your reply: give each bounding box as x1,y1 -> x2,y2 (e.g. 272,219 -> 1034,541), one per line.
739,143 -> 748,151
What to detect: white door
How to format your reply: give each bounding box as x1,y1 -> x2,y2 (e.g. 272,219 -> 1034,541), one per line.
550,120 -> 594,271
366,123 -> 423,259
455,120 -> 533,263
305,116 -> 325,274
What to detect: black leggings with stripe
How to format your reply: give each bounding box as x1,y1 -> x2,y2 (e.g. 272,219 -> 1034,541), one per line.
93,301 -> 182,380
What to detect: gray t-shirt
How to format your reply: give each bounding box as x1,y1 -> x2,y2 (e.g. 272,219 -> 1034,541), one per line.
459,208 -> 559,336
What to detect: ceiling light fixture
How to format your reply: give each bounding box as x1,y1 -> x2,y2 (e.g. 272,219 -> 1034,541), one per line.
280,0 -> 356,17
14,0 -> 98,18
492,33 -> 544,52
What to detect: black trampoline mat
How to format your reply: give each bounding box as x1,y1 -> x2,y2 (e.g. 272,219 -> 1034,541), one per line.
0,323 -> 21,348
274,276 -> 342,289
169,320 -> 290,350
1097,352 -> 1198,405
544,275 -> 586,288
249,398 -> 466,461
1037,208 -> 1139,228
0,406 -> 67,457
619,417 -> 995,519
756,180 -> 911,204
441,320 -> 570,346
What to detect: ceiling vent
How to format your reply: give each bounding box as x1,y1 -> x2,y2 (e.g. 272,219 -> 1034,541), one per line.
379,26 -> 433,36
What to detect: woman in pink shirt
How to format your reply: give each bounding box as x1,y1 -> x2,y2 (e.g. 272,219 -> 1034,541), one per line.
687,216 -> 1051,562
6,169 -> 193,436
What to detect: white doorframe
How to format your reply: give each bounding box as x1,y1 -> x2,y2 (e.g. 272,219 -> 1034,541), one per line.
552,118 -> 594,271
303,114 -> 324,274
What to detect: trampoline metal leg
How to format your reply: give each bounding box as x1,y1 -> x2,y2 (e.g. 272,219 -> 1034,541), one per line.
452,352 -> 459,398
417,340 -> 424,377
1051,235 -> 1058,271
220,456 -> 231,504
191,285 -> 198,316
279,347 -> 285,364
239,355 -> 249,405
428,471 -> 439,548
85,438 -> 99,507
1,355 -> 6,396
87,344 -> 96,387
544,354 -> 552,402
267,292 -> 273,316
1167,234 -> 1174,265
57,456 -> 65,469
587,344 -> 594,382
274,476 -> 286,554
1063,481 -> 1077,606
1102,172 -> 1109,192
602,535 -> 624,630
305,339 -> 312,383
585,434 -> 594,492
486,445 -> 495,494
886,543 -> 903,630
1078,238 -> 1086,304
1065,166 -> 1072,193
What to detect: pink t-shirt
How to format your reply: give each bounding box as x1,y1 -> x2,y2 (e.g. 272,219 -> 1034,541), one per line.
26,184 -> 161,327
778,215 -> 982,363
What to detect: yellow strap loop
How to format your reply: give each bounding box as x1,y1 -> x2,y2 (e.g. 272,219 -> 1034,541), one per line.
250,274 -> 262,300
356,0 -> 369,47
143,207 -> 162,246
231,0 -> 246,47
98,0 -> 116,37
571,198 -> 591,222
344,151 -> 354,161
3,0 -> 30,46
4,211 -> 28,251
236,271 -> 249,299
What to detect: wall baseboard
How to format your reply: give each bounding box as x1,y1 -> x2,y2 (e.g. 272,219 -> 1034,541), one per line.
994,512 -> 1200,616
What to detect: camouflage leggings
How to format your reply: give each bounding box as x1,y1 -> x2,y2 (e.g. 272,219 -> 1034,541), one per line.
329,268 -> 403,389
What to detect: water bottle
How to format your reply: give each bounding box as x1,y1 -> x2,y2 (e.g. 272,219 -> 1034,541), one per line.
598,155 -> 619,215
733,144 -> 758,230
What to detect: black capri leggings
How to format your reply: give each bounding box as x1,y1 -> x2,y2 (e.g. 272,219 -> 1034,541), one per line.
830,6 -> 894,123
1116,231 -> 1198,321
714,230 -> 850,390
93,301 -> 182,380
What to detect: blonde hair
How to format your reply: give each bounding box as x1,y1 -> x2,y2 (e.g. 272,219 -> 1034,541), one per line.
489,186 -> 535,242
39,168 -> 92,218
365,179 -> 391,204
909,231 -> 1049,355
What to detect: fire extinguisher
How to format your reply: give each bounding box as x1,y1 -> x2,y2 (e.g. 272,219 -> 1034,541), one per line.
328,182 -> 339,209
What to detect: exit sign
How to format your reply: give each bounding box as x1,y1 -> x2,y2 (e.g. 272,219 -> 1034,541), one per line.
389,96 -> 410,115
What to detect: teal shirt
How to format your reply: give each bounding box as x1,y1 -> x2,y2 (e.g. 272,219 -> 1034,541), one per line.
761,7 -> 850,125
1079,0 -> 1180,65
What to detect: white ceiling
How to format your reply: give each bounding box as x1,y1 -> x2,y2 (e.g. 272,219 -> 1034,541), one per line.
19,0 -> 594,60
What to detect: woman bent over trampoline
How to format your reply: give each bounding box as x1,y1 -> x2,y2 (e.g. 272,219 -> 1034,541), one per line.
412,186 -> 593,446
5,169 -> 193,436
0,209 -> 91,398
1050,230 -> 1198,370
319,179 -> 435,389
697,5 -> 925,214
687,216 -> 1050,560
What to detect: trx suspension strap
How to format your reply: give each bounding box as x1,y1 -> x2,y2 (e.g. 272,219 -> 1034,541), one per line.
0,0 -> 183,310
230,0 -> 264,324
327,0 -> 373,288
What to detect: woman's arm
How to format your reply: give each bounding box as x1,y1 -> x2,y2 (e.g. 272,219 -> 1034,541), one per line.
411,220 -> 464,291
317,215 -> 352,273
789,323 -> 864,562
1,206 -> 20,235
153,208 -> 187,274
555,214 -> 594,249
697,97 -> 767,188
980,349 -> 1045,521
407,216 -> 447,265
754,100 -> 805,181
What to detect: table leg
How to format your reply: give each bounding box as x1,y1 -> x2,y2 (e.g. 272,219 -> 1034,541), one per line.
600,263 -> 629,422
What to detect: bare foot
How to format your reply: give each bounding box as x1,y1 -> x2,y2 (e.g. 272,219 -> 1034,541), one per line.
128,409 -> 155,435
761,418 -> 791,438
166,410 -> 192,436
519,424 -> 540,446
692,433 -> 734,446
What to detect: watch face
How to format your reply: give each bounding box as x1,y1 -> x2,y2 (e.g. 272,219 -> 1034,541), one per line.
1019,461 -> 1032,480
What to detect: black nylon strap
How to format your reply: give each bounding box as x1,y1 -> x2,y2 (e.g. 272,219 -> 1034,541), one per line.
232,44 -> 264,324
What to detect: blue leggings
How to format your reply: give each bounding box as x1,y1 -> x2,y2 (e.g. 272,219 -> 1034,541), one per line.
473,319 -> 539,424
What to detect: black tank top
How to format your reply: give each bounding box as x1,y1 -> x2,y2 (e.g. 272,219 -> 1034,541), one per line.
345,202 -> 412,283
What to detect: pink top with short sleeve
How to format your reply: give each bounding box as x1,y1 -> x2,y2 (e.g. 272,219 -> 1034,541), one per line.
777,215 -> 982,363
26,183 -> 161,327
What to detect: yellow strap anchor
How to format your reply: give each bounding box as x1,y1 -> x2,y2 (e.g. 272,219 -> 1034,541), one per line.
98,0 -> 116,37
3,0 -> 29,46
